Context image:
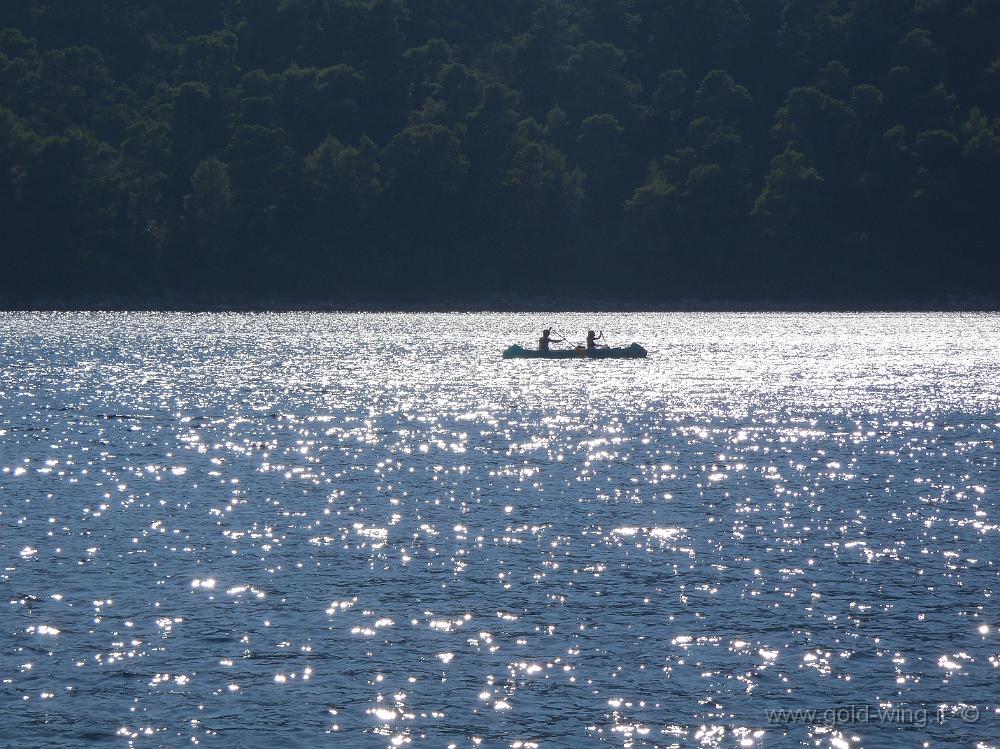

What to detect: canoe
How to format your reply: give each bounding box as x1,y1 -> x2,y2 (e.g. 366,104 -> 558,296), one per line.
502,343 -> 648,359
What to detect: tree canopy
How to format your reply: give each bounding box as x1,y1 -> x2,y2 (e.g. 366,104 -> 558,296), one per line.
1,1 -> 998,306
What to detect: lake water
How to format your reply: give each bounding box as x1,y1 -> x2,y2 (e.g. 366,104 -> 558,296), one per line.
1,312 -> 998,749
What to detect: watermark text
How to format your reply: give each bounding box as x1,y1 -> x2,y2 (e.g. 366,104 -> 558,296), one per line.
764,704 -> 979,728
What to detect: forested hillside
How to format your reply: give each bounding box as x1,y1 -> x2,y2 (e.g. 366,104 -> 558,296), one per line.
1,1 -> 998,306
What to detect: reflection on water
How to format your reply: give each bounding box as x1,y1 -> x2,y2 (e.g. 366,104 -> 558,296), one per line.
1,312 -> 998,748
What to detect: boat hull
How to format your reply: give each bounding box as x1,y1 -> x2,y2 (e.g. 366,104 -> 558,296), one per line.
502,343 -> 648,359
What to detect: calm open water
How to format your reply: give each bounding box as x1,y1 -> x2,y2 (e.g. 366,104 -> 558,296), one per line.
1,312 -> 998,749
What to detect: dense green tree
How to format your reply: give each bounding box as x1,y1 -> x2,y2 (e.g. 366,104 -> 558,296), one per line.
185,157 -> 233,229
19,127 -> 126,289
178,156 -> 234,286
382,123 -> 470,289
753,146 -> 825,239
303,134 -> 382,287
0,0 -> 997,305
0,107 -> 38,294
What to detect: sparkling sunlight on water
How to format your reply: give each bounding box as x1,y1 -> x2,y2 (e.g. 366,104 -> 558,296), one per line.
1,312 -> 998,748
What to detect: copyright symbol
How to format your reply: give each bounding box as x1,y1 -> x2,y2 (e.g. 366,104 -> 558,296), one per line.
960,705 -> 979,723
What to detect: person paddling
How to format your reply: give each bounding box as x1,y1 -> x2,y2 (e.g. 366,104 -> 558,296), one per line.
539,328 -> 564,351
586,330 -> 607,350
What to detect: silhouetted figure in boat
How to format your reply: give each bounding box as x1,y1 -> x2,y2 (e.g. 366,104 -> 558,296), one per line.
539,329 -> 564,351
586,330 -> 608,350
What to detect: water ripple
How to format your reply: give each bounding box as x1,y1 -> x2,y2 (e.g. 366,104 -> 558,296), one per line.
1,312 -> 998,748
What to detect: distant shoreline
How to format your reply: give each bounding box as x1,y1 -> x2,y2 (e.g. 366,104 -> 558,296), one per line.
0,293 -> 997,313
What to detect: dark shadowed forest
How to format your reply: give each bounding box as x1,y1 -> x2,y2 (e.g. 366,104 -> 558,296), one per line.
1,1 -> 999,307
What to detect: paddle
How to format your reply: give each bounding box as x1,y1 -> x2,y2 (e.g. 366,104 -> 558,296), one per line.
551,328 -> 582,348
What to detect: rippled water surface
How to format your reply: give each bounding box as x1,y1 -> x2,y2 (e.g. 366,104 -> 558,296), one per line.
2,312 -> 999,749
